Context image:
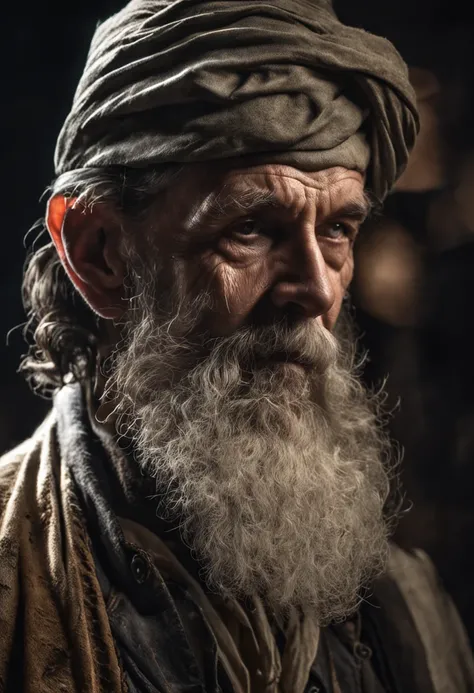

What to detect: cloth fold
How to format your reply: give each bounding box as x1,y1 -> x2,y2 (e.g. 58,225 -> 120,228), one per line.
119,515 -> 321,693
55,0 -> 418,200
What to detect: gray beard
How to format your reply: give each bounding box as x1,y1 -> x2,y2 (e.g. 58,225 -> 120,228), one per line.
107,280 -> 393,623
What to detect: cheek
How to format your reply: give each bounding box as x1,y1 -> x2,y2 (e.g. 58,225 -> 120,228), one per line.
185,252 -> 271,334
322,254 -> 354,331
340,252 -> 354,290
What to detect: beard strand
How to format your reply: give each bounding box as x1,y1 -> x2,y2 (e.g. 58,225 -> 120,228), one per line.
105,264 -> 394,623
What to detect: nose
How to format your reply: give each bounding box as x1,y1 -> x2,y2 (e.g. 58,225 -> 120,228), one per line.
271,233 -> 335,319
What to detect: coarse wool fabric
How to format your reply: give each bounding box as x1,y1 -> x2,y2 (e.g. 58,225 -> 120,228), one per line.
55,0 -> 419,201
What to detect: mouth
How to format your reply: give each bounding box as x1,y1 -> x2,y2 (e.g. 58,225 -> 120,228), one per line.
258,351 -> 313,371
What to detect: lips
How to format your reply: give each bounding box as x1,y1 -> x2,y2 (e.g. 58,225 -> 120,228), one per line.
260,350 -> 313,370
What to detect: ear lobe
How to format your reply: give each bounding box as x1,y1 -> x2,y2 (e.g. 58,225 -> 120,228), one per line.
46,194 -> 127,320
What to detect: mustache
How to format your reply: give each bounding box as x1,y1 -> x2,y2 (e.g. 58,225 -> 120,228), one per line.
199,320 -> 339,373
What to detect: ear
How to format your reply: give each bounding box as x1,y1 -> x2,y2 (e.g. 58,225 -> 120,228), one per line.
46,195 -> 128,319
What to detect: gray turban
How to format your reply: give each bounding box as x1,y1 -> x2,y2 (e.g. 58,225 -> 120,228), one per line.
55,0 -> 418,200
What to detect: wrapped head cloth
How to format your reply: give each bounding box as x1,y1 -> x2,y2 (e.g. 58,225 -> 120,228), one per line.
55,0 -> 419,200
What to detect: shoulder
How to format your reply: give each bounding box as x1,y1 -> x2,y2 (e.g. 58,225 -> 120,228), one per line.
385,544 -> 474,692
0,436 -> 37,475
386,543 -> 447,620
387,543 -> 465,639
0,436 -> 36,501
0,414 -> 57,512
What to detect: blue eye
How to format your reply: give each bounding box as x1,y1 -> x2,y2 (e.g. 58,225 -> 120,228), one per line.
320,222 -> 350,240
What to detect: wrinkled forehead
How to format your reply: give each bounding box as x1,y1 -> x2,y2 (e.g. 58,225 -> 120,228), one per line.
164,163 -> 369,230
174,161 -> 365,194
185,160 -> 364,196
220,164 -> 366,193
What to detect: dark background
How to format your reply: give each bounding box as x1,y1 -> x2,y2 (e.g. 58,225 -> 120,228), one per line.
3,0 -> 474,641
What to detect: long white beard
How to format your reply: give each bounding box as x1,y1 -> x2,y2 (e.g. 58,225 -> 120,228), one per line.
107,285 -> 392,623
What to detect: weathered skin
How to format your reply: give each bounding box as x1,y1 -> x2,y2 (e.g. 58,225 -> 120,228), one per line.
47,164 -> 368,337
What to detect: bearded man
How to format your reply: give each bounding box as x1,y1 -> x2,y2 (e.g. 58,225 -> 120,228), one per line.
0,1 -> 473,692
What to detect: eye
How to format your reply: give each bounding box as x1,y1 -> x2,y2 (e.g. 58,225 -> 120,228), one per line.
230,218 -> 264,239
319,222 -> 351,240
218,216 -> 274,258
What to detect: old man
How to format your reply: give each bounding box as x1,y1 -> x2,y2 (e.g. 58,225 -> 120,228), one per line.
1,1 -> 473,692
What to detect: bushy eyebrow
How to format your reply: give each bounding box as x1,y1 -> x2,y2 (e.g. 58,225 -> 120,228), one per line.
190,186 -> 373,231
185,187 -> 278,233
210,188 -> 373,221
207,187 -> 279,218
323,193 -> 373,226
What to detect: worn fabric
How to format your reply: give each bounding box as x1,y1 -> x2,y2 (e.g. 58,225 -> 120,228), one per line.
0,384 -> 473,693
55,0 -> 418,200
0,418 -> 125,693
118,517 -> 322,693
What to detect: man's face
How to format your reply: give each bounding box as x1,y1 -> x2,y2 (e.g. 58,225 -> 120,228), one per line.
147,164 -> 368,339
105,162 -> 389,622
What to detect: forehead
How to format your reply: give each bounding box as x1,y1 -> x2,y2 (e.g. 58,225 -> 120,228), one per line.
179,163 -> 367,216
223,164 -> 365,188
223,164 -> 365,203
